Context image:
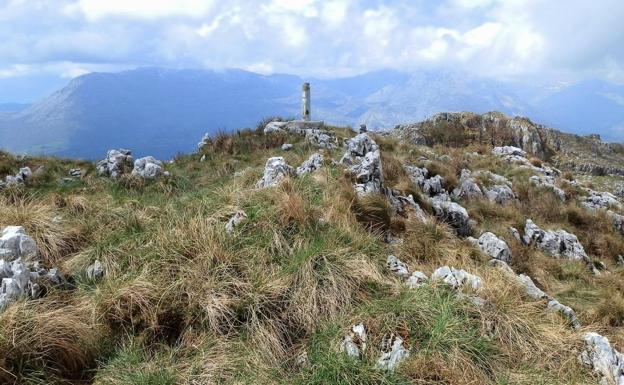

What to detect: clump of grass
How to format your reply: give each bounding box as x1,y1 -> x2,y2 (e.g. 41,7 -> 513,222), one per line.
352,193 -> 393,234
0,301 -> 107,382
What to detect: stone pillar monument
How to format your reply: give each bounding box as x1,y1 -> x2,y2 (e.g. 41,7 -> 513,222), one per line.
301,82 -> 311,121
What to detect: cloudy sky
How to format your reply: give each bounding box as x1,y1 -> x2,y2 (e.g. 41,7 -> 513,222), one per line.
1,0 -> 623,101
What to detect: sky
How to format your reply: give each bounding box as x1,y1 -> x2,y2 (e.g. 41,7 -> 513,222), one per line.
1,0 -> 623,102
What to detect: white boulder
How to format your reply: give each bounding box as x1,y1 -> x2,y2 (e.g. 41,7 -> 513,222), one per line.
256,157 -> 296,189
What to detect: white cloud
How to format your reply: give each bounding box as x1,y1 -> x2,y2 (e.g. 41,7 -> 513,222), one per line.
66,0 -> 214,20
0,0 -> 622,85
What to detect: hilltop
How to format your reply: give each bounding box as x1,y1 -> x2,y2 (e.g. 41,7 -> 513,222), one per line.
0,113 -> 624,384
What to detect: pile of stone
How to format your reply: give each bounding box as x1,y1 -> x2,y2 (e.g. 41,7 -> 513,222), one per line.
0,226 -> 65,311
256,153 -> 326,189
453,169 -> 516,204
131,156 -> 167,179
0,167 -> 32,188
341,133 -> 383,195
404,166 -> 444,196
264,120 -> 337,149
97,149 -> 133,178
581,190 -> 620,211
489,259 -> 581,328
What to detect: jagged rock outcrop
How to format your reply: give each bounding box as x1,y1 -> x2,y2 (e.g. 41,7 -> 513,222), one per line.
579,332 -> 624,385
256,157 -> 296,188
431,266 -> 482,290
341,323 -> 367,359
375,333 -> 410,371
394,112 -> 548,158
485,185 -> 516,204
0,226 -> 37,260
522,219 -> 589,262
264,120 -> 337,149
97,149 -> 133,178
341,134 -> 383,195
226,211 -> 247,233
453,170 -> 483,200
131,156 -> 166,179
475,232 -> 511,262
0,258 -> 64,311
296,153 -> 323,175
430,196 -> 473,236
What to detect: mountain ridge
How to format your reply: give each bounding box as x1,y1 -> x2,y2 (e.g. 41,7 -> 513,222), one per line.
0,67 -> 623,159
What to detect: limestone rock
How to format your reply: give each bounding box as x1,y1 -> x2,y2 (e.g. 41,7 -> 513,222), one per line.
281,143 -> 294,151
404,166 -> 428,187
86,260 -> 104,280
485,185 -> 516,204
340,133 -> 379,165
431,266 -> 482,290
132,156 -> 165,179
431,198 -> 473,236
97,149 -> 133,178
523,219 -> 589,261
386,255 -> 409,278
452,170 -> 483,200
225,211 -> 247,233
341,323 -> 367,359
69,168 -> 82,178
529,175 -> 566,201
517,274 -> 549,300
0,226 -> 37,261
0,258 -> 63,311
296,153 -> 323,175
422,175 -> 444,196
351,150 -> 383,195
492,146 -> 527,158
548,299 -> 581,329
256,157 -> 296,189
582,190 -> 620,211
579,332 -> 624,385
384,189 -> 426,221
197,133 -> 211,150
264,120 -> 336,148
375,333 -> 410,371
476,232 -> 511,262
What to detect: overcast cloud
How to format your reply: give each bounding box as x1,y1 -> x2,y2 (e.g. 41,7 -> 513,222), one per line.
1,0 -> 623,85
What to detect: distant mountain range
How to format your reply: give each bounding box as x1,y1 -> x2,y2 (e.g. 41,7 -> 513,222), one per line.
0,67 -> 623,159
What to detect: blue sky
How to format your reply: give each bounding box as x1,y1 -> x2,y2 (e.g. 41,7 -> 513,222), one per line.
1,0 -> 623,102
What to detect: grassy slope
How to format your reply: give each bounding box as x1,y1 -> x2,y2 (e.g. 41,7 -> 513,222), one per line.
0,127 -> 623,384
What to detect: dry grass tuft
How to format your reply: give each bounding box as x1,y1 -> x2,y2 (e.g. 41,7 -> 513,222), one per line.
0,300 -> 106,381
351,193 -> 393,234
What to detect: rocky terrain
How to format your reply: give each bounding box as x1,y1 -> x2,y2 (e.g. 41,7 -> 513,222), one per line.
0,112 -> 624,385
